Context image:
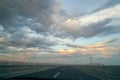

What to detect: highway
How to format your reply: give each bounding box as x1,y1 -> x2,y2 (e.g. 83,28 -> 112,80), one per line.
10,66 -> 102,80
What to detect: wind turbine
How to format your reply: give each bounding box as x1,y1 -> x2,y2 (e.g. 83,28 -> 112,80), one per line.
89,56 -> 93,65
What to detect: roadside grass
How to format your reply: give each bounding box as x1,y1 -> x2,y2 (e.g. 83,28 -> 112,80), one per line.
74,65 -> 120,80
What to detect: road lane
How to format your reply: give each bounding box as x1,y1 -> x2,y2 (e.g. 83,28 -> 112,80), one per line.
10,66 -> 102,80
10,66 -> 62,79
56,66 -> 101,80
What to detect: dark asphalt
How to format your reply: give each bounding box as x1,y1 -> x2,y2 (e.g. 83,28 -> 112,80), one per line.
10,66 -> 102,80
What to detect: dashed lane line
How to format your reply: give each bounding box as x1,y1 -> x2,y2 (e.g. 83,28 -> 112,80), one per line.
53,72 -> 60,78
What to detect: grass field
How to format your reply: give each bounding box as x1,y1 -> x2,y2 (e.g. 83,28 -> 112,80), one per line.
0,65 -> 59,78
74,65 -> 120,80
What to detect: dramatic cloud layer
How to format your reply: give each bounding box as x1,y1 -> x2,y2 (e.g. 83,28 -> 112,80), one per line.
0,0 -> 120,64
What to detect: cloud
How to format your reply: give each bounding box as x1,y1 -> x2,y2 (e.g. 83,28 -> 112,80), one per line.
104,38 -> 118,44
0,0 -> 120,64
59,39 -> 120,58
54,18 -> 112,38
0,0 -> 66,33
0,0 -> 66,51
0,51 -> 38,62
1,38 -> 119,63
0,0 -> 56,23
0,0 -> 66,41
1,0 -> 119,42
0,26 -> 58,52
53,4 -> 120,39
93,0 -> 120,13
66,44 -> 85,48
0,45 -> 43,62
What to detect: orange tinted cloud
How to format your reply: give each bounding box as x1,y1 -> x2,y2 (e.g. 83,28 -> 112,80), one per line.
0,47 -> 41,62
58,40 -> 120,56
58,49 -> 76,55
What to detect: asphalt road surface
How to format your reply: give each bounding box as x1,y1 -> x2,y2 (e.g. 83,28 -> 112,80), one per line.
10,66 -> 102,80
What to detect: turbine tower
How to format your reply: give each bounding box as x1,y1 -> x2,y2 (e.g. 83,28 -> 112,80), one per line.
89,56 -> 93,65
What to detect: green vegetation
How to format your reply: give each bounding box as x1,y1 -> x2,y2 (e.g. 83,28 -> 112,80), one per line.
74,65 -> 120,80
0,65 -> 59,78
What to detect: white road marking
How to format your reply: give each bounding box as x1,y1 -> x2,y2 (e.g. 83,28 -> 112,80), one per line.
53,72 -> 60,78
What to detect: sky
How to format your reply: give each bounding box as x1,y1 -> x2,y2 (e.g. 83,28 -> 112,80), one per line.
0,0 -> 120,65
